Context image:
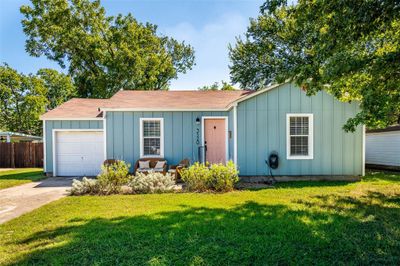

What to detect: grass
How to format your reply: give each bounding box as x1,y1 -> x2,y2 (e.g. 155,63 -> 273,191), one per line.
0,171 -> 399,265
0,168 -> 44,190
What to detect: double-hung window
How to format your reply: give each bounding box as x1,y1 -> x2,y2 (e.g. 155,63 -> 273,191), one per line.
286,114 -> 313,159
140,118 -> 164,157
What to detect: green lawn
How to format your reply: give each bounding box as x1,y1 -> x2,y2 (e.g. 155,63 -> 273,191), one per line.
1,171 -> 399,265
0,168 -> 44,190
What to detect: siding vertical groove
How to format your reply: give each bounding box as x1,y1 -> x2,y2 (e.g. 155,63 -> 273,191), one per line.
236,83 -> 362,176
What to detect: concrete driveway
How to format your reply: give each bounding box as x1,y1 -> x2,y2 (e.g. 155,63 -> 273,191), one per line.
0,177 -> 74,224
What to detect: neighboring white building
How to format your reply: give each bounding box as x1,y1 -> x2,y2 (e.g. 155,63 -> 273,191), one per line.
366,125 -> 400,169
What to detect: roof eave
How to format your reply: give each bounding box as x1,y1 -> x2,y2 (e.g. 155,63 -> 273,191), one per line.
99,107 -> 230,112
40,117 -> 104,121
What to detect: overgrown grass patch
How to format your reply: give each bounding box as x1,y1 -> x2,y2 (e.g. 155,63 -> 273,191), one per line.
0,168 -> 44,189
0,171 -> 399,265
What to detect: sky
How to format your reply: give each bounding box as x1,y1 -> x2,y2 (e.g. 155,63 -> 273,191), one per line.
0,0 -> 264,90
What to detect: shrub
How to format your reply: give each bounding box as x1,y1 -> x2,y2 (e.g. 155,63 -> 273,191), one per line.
180,162 -> 212,192
209,161 -> 239,192
180,161 -> 239,192
97,160 -> 131,194
69,177 -> 100,195
129,171 -> 176,194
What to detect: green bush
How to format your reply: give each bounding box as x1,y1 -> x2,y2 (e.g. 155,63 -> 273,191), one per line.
180,162 -> 212,192
181,161 -> 239,192
69,177 -> 100,195
129,172 -> 176,194
210,161 -> 239,192
97,160 -> 131,194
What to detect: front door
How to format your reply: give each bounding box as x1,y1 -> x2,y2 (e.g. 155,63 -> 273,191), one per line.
204,118 -> 226,164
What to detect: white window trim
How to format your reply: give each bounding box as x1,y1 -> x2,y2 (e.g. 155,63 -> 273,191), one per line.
286,113 -> 314,160
139,118 -> 164,158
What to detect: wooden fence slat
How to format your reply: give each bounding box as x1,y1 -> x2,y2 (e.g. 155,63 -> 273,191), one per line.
0,142 -> 43,168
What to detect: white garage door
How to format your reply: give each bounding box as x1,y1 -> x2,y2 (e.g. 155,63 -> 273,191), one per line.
55,131 -> 104,176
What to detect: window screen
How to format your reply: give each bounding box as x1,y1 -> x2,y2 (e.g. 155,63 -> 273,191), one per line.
142,120 -> 161,156
289,116 -> 310,156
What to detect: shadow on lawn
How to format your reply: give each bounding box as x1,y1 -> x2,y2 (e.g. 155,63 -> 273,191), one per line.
8,191 -> 400,265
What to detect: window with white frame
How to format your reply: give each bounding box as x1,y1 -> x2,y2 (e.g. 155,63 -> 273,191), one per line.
286,114 -> 313,159
140,118 -> 164,157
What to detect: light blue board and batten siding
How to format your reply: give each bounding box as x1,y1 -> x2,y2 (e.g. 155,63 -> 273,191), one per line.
106,111 -> 233,171
237,83 -> 363,176
44,120 -> 103,173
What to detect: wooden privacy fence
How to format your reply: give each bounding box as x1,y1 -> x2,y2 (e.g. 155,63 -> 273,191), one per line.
0,142 -> 43,168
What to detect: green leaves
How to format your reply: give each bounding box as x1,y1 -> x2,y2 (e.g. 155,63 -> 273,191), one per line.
198,81 -> 236,91
20,0 -> 195,98
37,68 -> 76,110
229,0 -> 400,131
0,64 -> 47,135
0,64 -> 76,135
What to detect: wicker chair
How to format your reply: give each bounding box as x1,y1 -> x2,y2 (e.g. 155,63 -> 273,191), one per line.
134,158 -> 168,175
103,159 -> 120,166
168,158 -> 190,180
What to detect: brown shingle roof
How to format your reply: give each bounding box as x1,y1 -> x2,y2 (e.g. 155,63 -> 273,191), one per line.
40,98 -> 109,120
40,90 -> 253,119
105,90 -> 252,110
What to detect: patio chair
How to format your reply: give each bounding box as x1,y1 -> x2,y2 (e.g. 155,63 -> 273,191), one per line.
134,158 -> 168,175
103,159 -> 120,166
168,158 -> 190,180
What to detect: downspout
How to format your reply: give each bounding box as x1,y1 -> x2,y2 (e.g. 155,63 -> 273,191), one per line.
233,103 -> 238,165
103,111 -> 107,160
42,120 -> 46,173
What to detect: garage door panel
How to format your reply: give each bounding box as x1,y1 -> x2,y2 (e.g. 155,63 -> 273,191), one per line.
56,144 -> 83,154
55,131 -> 104,176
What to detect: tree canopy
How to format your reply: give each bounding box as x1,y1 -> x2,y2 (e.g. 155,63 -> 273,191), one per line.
229,0 -> 400,131
198,81 -> 237,91
21,0 -> 195,98
37,68 -> 76,110
0,64 -> 76,135
0,65 -> 47,135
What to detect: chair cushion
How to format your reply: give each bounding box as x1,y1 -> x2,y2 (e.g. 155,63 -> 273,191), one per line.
154,161 -> 166,169
139,160 -> 150,169
153,168 -> 165,172
168,169 -> 176,173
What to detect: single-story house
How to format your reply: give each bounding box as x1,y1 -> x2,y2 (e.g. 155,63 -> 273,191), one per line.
366,125 -> 400,170
40,82 -> 365,178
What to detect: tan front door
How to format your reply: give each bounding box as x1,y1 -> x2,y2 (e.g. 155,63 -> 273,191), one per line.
204,119 -> 226,164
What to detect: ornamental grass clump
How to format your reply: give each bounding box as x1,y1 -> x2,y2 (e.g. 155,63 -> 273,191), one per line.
181,161 -> 239,192
209,161 -> 239,192
180,162 -> 212,192
69,160 -> 131,195
97,160 -> 131,194
69,177 -> 100,195
129,172 -> 176,194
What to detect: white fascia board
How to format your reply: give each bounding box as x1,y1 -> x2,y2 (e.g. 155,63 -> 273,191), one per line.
40,117 -> 103,121
226,82 -> 287,109
99,108 -> 228,112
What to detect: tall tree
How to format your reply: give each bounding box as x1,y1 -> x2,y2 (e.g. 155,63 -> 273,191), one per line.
0,65 -> 75,135
21,0 -> 195,98
0,64 -> 47,135
229,0 -> 400,131
36,68 -> 76,110
198,81 -> 237,91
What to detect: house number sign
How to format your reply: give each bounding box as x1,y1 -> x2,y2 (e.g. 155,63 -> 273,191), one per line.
196,128 -> 200,145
